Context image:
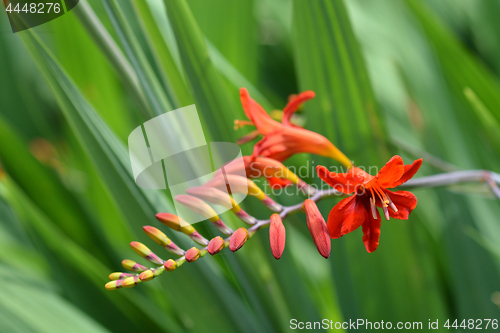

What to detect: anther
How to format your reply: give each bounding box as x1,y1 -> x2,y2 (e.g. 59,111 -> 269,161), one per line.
386,195 -> 398,213
382,205 -> 390,221
370,197 -> 378,220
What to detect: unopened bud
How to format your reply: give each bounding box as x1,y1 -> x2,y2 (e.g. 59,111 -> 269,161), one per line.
142,226 -> 189,254
302,199 -> 331,258
122,259 -> 147,273
269,214 -> 286,259
121,276 -> 140,288
105,280 -> 123,290
139,270 -> 155,282
130,242 -> 164,265
109,272 -> 133,281
208,236 -> 225,255
229,228 -> 249,252
164,259 -> 177,271
175,195 -> 233,235
143,226 -> 171,247
186,187 -> 257,224
155,213 -> 195,234
185,247 -> 201,262
175,195 -> 221,222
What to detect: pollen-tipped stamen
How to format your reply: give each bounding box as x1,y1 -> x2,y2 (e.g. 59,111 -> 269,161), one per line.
234,119 -> 254,130
382,205 -> 390,220
386,195 -> 398,213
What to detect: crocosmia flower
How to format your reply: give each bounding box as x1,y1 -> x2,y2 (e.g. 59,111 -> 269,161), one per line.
236,88 -> 352,167
316,156 -> 422,253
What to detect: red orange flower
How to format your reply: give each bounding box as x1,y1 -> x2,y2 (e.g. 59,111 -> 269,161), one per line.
316,156 -> 422,253
236,88 -> 352,167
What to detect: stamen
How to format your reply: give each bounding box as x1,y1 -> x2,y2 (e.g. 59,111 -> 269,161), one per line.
373,185 -> 389,207
370,197 -> 378,220
382,205 -> 390,221
234,120 -> 254,130
386,195 -> 398,213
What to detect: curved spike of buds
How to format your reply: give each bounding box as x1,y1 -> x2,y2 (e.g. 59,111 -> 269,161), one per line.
122,276 -> 141,288
269,214 -> 286,259
186,186 -> 257,225
208,236 -> 225,255
185,247 -> 201,262
142,226 -> 187,256
105,280 -> 124,290
109,272 -> 134,281
164,259 -> 177,271
130,242 -> 164,265
154,213 -> 208,246
174,195 -> 234,235
229,228 -> 249,252
302,199 -> 331,258
205,175 -> 282,212
122,259 -> 148,273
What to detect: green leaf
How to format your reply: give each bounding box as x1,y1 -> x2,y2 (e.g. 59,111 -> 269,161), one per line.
292,0 -> 388,166
164,0 -> 240,142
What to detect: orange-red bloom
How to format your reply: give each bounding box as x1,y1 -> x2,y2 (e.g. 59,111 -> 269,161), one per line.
316,156 -> 422,253
236,88 -> 352,167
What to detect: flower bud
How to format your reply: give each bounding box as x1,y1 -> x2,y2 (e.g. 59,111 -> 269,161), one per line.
105,280 -> 123,290
164,259 -> 177,271
109,272 -> 133,281
142,226 -> 190,254
175,195 -> 220,223
139,270 -> 155,282
155,213 -> 195,234
130,242 -> 164,265
269,214 -> 286,259
208,236 -> 225,255
229,228 -> 249,252
204,174 -> 283,211
302,199 -> 331,259
143,226 -> 171,247
186,186 -> 236,210
175,195 -> 233,235
122,259 -> 147,273
186,186 -> 257,224
121,276 -> 140,288
185,247 -> 200,262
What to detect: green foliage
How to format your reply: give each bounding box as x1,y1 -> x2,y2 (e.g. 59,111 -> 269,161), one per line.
0,0 -> 499,332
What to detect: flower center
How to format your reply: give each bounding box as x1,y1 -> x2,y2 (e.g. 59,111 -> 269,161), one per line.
366,182 -> 398,220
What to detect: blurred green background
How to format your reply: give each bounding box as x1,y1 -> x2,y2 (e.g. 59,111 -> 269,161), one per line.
1,0 -> 500,332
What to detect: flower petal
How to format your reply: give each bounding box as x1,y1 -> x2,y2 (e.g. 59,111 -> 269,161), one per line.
266,177 -> 294,189
240,88 -> 280,134
326,195 -> 366,238
384,190 -> 417,220
282,91 -> 315,126
376,155 -> 405,188
391,158 -> 423,187
361,206 -> 381,253
316,165 -> 366,194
